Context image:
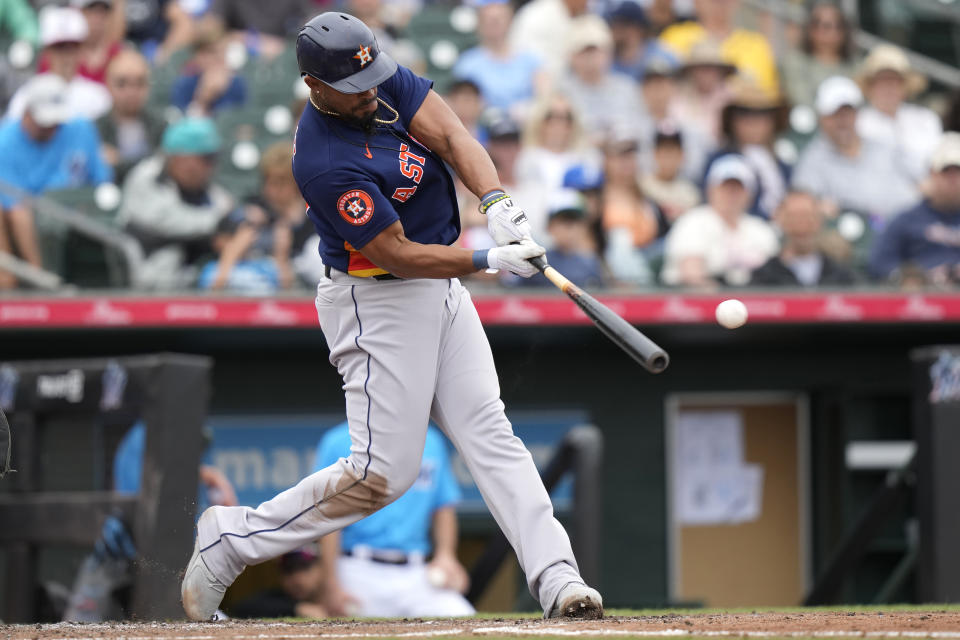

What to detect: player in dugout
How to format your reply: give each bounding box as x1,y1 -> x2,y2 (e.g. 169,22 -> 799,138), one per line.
314,421 -> 474,618
181,12 -> 603,622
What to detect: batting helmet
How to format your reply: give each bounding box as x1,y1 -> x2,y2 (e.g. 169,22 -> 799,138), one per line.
297,13 -> 398,94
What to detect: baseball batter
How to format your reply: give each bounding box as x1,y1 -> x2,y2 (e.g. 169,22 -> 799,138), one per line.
181,12 -> 603,621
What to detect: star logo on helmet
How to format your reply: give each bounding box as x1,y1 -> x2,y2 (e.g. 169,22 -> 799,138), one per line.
354,45 -> 373,68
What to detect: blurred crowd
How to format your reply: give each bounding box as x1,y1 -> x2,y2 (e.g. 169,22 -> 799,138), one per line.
0,0 -> 959,292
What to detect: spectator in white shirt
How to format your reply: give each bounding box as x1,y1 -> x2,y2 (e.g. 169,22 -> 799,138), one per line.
661,154 -> 778,287
856,44 -> 941,181
6,7 -> 111,122
793,75 -> 919,222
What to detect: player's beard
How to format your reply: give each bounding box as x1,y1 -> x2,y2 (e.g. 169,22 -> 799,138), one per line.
313,90 -> 378,134
349,98 -> 379,135
355,110 -> 377,136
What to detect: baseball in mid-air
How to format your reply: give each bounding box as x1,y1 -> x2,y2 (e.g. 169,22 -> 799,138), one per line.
716,299 -> 748,329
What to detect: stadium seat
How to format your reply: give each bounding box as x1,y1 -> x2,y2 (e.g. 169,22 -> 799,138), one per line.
404,7 -> 477,91
149,48 -> 192,107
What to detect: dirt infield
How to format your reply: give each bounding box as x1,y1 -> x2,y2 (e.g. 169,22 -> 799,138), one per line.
6,611 -> 960,640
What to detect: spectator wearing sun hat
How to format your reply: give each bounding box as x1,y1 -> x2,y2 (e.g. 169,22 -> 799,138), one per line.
701,78 -> 790,219
661,154 -> 778,287
6,6 -> 111,121
118,117 -> 234,289
0,72 -> 112,288
856,43 -> 942,181
659,0 -> 779,97
793,75 -> 919,222
669,39 -> 736,152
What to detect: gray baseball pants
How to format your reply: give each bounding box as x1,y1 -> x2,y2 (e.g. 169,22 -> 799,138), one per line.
195,273 -> 582,612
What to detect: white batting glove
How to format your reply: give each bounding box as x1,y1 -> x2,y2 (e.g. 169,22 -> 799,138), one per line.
484,240 -> 546,278
479,189 -> 533,246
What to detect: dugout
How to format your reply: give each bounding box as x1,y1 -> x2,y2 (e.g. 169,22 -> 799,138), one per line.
0,355 -> 211,622
0,290 -> 956,611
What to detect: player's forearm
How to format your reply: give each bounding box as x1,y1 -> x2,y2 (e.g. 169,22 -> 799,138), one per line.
431,507 -> 459,559
442,132 -> 502,200
408,91 -> 501,198
362,234 -> 481,279
319,531 -> 342,585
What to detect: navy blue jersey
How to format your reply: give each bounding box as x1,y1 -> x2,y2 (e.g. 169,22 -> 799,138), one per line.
292,66 -> 460,277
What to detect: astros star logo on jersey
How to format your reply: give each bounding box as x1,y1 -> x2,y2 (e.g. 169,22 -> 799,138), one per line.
337,190 -> 375,225
354,45 -> 373,68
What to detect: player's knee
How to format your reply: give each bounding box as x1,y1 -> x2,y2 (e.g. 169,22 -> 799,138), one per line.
358,472 -> 393,508
387,465 -> 420,499
365,450 -> 421,500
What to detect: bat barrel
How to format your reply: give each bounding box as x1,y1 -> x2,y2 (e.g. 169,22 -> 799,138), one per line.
647,352 -> 670,373
528,254 -> 670,374
590,308 -> 669,374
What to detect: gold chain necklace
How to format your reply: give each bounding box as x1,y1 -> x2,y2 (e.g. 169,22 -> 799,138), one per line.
309,94 -> 399,125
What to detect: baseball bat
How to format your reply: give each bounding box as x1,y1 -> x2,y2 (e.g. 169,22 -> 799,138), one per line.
529,256 -> 669,374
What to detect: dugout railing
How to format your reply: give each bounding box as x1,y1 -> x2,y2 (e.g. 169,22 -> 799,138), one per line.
0,181 -> 145,289
0,354 -> 211,623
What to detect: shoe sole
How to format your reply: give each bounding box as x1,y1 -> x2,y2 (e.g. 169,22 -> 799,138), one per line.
180,537 -> 206,621
557,594 -> 604,620
181,508 -> 223,622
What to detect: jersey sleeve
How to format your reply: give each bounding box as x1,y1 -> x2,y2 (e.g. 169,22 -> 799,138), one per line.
379,65 -> 433,130
300,171 -> 400,250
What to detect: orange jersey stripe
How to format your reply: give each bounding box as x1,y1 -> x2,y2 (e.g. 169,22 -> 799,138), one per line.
347,250 -> 389,277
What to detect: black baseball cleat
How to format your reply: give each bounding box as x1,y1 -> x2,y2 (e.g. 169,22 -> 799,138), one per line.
546,582 -> 604,620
